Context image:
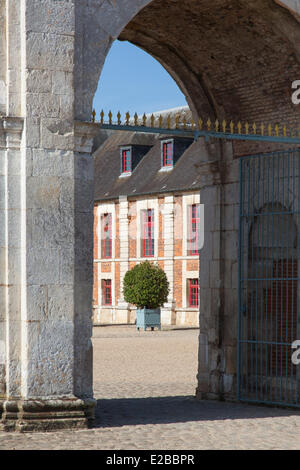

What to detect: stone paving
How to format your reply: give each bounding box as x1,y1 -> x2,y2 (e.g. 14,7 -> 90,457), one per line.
1,325 -> 300,450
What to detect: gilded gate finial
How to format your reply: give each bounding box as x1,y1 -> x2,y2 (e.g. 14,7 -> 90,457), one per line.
100,110 -> 104,125
167,115 -> 171,129
94,109 -> 297,143
222,119 -> 226,133
117,111 -> 121,125
268,124 -> 272,137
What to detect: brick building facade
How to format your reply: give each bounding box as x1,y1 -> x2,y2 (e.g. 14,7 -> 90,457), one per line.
93,109 -> 201,326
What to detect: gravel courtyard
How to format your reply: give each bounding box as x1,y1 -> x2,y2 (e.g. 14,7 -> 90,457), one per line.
1,325 -> 300,450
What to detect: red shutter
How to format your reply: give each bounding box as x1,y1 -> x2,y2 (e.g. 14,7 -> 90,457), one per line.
189,279 -> 199,307
188,204 -> 200,255
102,213 -> 112,258
103,279 -> 112,305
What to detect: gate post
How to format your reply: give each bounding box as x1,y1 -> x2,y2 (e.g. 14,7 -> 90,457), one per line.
0,1 -> 97,431
196,140 -> 239,401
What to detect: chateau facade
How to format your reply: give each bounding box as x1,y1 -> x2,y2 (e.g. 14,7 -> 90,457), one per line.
93,111 -> 201,326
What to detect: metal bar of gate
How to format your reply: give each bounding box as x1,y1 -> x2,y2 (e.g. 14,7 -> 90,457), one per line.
238,148 -> 300,407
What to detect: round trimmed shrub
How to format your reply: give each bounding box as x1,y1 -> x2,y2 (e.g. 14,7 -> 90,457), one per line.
123,261 -> 169,309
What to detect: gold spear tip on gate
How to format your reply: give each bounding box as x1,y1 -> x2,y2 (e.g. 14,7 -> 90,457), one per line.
92,109 -> 96,123
100,109 -> 104,125
117,111 -> 121,125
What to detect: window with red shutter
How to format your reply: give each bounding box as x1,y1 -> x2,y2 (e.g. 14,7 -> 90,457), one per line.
188,279 -> 199,308
103,279 -> 112,305
162,141 -> 173,167
102,213 -> 112,259
122,148 -> 131,173
142,209 -> 154,257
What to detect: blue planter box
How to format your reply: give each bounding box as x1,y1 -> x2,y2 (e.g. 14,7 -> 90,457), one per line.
136,308 -> 161,331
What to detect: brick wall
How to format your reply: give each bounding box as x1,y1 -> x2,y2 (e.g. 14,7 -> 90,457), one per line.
93,192 -> 200,326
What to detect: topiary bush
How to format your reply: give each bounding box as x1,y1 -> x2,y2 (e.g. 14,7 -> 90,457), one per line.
123,261 -> 169,309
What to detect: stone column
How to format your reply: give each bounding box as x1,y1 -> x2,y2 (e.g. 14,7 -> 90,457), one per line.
195,139 -> 238,402
0,2 -> 97,432
161,195 -> 176,325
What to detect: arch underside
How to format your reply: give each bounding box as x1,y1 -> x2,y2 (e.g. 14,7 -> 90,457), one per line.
92,0 -> 300,127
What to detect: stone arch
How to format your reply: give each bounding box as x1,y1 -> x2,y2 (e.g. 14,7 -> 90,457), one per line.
0,0 -> 300,431
75,0 -> 300,127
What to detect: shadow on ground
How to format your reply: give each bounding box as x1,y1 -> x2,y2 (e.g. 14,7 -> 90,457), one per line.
94,396 -> 300,428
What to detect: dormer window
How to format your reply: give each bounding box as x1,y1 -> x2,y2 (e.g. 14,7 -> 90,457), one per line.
120,144 -> 152,177
160,137 -> 193,171
161,140 -> 173,168
121,147 -> 132,174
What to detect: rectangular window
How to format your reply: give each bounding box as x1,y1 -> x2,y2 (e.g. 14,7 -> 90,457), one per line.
102,279 -> 112,305
162,141 -> 173,167
188,204 -> 200,255
101,213 -> 112,259
188,279 -> 199,308
142,209 -> 154,257
122,148 -> 131,173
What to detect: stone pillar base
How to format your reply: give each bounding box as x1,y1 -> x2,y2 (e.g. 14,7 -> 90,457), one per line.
0,397 -> 96,432
160,302 -> 176,325
115,302 -> 131,323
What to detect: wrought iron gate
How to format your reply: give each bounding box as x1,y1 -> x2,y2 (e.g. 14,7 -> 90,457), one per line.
238,148 -> 300,407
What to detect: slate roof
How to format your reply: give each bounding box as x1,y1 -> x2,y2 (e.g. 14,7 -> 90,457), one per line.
94,106 -> 203,201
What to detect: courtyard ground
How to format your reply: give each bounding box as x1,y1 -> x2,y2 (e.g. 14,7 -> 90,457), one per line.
1,325 -> 300,450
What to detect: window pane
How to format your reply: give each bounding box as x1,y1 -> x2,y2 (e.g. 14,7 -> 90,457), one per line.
162,142 -> 173,167
142,209 -> 154,257
189,279 -> 199,307
122,149 -> 131,173
103,279 -> 112,305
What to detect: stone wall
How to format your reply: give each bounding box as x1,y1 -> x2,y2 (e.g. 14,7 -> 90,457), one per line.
0,0 -> 299,430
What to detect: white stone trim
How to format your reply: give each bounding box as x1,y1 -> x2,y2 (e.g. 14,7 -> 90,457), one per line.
182,193 -> 201,256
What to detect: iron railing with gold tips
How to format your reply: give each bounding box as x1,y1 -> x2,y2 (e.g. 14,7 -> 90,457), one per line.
91,109 -> 300,144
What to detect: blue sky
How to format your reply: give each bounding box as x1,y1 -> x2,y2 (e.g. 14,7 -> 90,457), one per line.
92,40 -> 187,121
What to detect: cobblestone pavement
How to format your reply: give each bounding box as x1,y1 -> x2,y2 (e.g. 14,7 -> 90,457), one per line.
1,325 -> 300,450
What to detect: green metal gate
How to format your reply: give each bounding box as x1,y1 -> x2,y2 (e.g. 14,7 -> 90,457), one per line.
238,148 -> 300,407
